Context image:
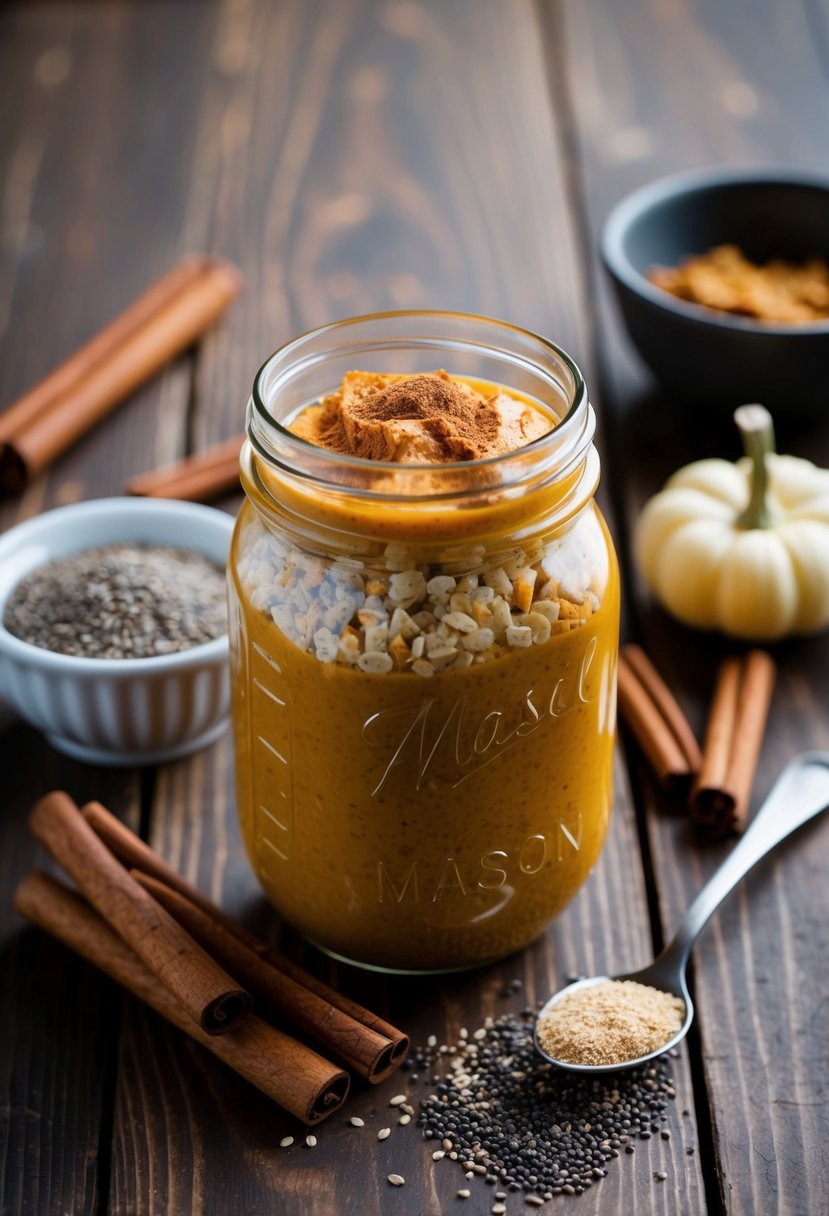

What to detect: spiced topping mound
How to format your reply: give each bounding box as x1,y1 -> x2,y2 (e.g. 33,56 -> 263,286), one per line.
345,373 -> 501,462
290,369 -> 550,464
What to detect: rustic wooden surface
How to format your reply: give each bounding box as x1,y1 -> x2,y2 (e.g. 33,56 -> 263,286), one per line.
0,2 -> 826,1215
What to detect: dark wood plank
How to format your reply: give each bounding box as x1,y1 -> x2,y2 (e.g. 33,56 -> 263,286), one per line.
557,2 -> 829,1213
0,3 -> 222,1213
114,742 -> 702,1216
0,726 -> 139,1216
105,1 -> 705,1213
0,2 -> 220,520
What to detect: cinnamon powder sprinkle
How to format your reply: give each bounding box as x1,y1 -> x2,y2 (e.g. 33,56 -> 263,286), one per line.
290,369 -> 549,463
536,980 -> 685,1067
351,373 -> 500,461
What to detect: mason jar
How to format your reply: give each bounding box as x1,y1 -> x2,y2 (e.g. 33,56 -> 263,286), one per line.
228,312 -> 619,973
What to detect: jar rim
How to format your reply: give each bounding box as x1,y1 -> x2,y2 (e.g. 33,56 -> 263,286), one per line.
246,311 -> 593,503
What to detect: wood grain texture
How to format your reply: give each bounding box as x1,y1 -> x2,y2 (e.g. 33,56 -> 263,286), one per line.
558,1 -> 829,1213
8,0 -> 827,1213
0,3 -> 219,519
0,727 -> 139,1216
102,1 -> 703,1212
0,4 -> 220,1213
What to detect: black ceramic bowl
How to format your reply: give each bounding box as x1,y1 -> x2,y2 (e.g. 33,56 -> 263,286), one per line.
601,167 -> 829,414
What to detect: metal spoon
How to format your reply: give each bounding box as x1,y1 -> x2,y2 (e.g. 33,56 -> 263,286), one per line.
534,750 -> 829,1074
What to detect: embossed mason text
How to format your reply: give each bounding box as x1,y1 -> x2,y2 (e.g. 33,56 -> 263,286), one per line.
364,636 -> 602,797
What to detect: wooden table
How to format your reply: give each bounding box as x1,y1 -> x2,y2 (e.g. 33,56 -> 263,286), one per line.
2,3 -> 828,1214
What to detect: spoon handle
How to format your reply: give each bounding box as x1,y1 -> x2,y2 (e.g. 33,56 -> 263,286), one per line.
665,751 -> 829,970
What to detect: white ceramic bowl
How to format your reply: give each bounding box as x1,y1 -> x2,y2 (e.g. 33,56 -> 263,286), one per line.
0,497 -> 234,765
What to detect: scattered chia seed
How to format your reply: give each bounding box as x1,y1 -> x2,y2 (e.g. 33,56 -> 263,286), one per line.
414,1011 -> 676,1202
4,543 -> 226,659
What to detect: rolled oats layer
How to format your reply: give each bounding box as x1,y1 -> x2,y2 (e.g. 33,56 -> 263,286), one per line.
237,519 -> 601,677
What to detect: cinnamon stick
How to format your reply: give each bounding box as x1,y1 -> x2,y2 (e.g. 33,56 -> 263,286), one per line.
81,800 -> 410,1069
125,432 -> 245,502
0,257 -> 242,492
691,650 -> 776,834
15,872 -> 349,1124
29,792 -> 251,1035
0,259 -> 205,445
134,871 -> 402,1083
617,647 -> 700,789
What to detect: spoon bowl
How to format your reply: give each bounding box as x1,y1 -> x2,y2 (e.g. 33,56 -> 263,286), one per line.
533,967 -> 694,1076
534,751 -> 829,1074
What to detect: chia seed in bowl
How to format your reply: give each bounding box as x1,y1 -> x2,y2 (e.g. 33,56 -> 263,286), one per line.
0,497 -> 234,764
4,543 -> 227,660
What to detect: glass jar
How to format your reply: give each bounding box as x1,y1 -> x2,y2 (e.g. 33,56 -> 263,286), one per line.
228,313 -> 619,973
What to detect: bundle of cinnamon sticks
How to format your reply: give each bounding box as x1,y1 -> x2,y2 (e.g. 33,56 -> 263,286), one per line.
15,793 -> 409,1125
0,257 -> 242,494
617,643 -> 776,835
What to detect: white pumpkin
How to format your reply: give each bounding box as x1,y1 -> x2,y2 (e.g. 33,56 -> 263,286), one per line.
636,405 -> 829,640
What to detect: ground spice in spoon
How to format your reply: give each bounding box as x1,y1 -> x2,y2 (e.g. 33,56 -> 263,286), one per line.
536,980 -> 686,1067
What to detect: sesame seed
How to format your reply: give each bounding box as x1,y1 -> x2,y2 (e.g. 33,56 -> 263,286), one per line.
304,1134 -> 316,1147
279,1136 -> 293,1148
349,1117 -> 365,1127
389,1094 -> 407,1106
655,1171 -> 668,1181
387,1174 -> 405,1187
398,1115 -> 411,1126
432,1150 -> 445,1160
377,1128 -> 391,1140
457,1190 -> 470,1199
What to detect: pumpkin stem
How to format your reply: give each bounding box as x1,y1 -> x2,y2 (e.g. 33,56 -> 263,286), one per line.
734,404 -> 777,530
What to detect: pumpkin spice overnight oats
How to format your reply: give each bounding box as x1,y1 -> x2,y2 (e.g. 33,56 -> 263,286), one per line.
228,314 -> 619,972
